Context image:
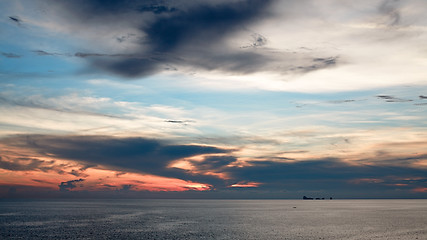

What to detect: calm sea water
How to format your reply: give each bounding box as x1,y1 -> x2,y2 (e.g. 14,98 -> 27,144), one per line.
0,199 -> 426,239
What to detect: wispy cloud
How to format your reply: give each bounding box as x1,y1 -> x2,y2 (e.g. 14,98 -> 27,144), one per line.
377,95 -> 413,103
0,92 -> 120,118
1,52 -> 21,58
8,16 -> 23,26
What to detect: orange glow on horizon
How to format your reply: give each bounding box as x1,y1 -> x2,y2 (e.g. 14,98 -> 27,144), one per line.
386,183 -> 408,187
0,166 -> 212,193
412,187 -> 427,193
348,178 -> 384,184
0,143 -> 214,193
413,159 -> 427,167
230,181 -> 261,188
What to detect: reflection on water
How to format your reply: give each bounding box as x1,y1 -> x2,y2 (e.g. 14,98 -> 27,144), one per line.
1,199 -> 426,239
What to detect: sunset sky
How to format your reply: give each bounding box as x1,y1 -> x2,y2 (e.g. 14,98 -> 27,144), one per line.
0,0 -> 426,198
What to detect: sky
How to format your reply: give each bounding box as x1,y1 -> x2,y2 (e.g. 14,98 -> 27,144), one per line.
0,0 -> 426,199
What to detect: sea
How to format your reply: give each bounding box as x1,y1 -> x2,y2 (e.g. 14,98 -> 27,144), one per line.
0,199 -> 426,239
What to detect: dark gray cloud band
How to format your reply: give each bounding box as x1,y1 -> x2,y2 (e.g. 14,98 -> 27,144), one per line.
2,135 -> 232,186
36,0 -> 278,77
97,0 -> 274,77
24,0 -> 348,78
1,134 -> 426,198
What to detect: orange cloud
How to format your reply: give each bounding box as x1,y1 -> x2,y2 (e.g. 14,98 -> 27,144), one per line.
0,141 -> 215,193
412,187 -> 427,193
348,178 -> 384,184
230,181 -> 261,188
0,162 -> 212,193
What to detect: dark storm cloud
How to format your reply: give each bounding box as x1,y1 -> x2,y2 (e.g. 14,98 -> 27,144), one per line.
98,0 -> 274,77
31,0 -> 346,78
22,135 -> 228,168
58,178 -> 84,191
42,0 -> 274,77
2,135 -> 232,185
141,0 -> 272,53
1,52 -> 21,58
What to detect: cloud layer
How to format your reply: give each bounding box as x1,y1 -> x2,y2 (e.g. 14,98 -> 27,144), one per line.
1,134 -> 426,198
35,0 -> 275,77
